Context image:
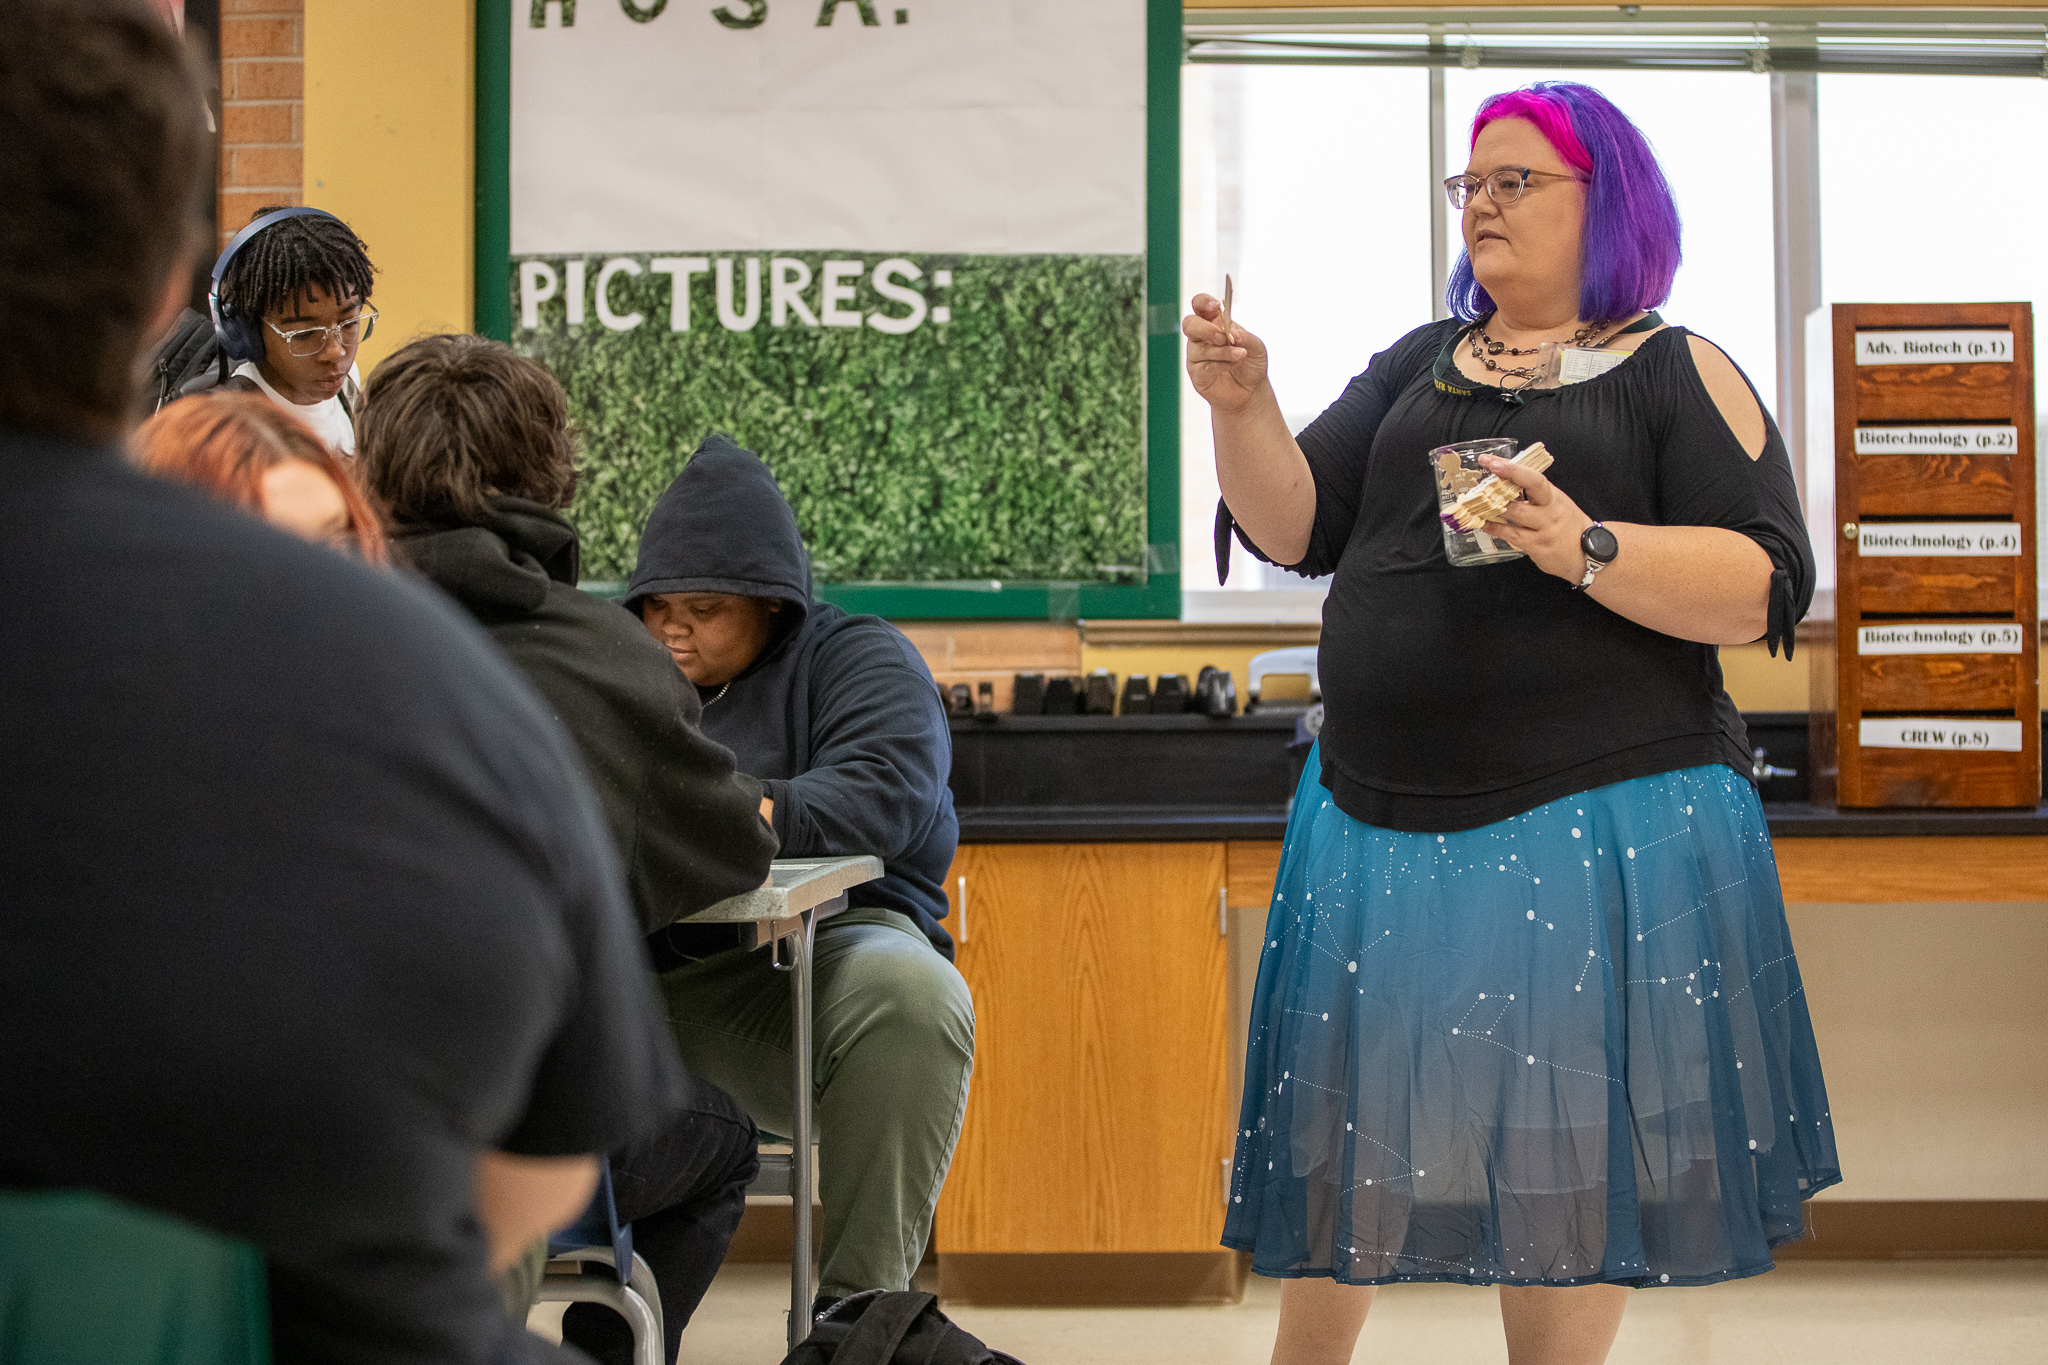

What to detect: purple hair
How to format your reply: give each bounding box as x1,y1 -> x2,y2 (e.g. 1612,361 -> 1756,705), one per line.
1446,82 -> 1682,325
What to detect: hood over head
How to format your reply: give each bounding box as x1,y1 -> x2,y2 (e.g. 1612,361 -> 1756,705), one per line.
623,435 -> 812,635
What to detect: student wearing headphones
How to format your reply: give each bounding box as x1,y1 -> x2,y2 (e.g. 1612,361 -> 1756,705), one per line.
211,205 -> 377,454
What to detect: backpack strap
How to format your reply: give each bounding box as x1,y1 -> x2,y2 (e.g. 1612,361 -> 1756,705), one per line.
823,1291 -> 939,1365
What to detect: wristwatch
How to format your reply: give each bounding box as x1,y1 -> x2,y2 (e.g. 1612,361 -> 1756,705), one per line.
1575,522 -> 1619,590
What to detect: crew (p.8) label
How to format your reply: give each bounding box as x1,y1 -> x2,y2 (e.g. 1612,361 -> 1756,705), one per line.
1857,523 -> 2022,556
1858,623 -> 2029,655
1859,719 -> 2026,752
1852,426 -> 2019,455
1854,331 -> 2014,365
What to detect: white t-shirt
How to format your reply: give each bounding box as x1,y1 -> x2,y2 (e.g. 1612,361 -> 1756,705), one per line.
233,360 -> 359,456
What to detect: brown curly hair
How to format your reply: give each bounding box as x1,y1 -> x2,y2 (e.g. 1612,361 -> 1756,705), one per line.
357,334 -> 580,524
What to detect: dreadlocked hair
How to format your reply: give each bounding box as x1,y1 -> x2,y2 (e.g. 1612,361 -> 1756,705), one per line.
217,205 -> 376,326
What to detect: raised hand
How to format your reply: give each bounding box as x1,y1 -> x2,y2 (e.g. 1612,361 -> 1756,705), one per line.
1184,292 -> 1269,416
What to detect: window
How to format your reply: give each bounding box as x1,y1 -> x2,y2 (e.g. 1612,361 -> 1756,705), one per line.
1181,41 -> 2046,613
1183,63 -> 1774,612
1443,68 -> 1776,403
1181,64 -> 1432,607
1812,72 -> 2048,597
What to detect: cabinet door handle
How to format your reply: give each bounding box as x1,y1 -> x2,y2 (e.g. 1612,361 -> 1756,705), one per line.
1221,1156 -> 1232,1208
957,874 -> 969,945
1218,887 -> 1228,938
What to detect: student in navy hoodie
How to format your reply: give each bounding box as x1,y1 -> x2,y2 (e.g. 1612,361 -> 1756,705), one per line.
626,437 -> 973,1314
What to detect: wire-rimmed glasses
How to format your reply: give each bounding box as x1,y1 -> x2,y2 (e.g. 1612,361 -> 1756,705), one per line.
267,306 -> 378,357
1444,167 -> 1586,209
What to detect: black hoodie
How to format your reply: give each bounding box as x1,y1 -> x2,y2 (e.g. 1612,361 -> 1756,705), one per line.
625,436 -> 958,959
395,496 -> 778,936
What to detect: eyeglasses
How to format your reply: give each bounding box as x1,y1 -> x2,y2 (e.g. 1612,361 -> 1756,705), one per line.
1444,168 -> 1586,209
267,306 -> 378,358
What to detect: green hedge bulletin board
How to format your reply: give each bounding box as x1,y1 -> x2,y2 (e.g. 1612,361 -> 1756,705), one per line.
473,0 -> 1181,619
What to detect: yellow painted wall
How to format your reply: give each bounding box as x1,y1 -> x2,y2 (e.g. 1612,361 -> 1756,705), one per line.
303,2 -> 474,377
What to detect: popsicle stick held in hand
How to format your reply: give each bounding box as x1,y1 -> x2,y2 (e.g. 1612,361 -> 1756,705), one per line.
1221,274 -> 1236,345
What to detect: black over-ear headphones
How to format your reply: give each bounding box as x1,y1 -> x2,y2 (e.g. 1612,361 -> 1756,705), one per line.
208,206 -> 345,364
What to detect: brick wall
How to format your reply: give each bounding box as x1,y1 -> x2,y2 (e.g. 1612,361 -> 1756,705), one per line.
218,0 -> 302,246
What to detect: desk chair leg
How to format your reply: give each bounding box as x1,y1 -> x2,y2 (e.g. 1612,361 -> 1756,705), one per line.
788,902 -> 820,1349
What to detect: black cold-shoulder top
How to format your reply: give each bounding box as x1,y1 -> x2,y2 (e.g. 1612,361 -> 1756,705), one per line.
1222,319 -> 1814,833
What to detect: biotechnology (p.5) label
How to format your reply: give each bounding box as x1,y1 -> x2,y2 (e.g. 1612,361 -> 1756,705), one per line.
1852,426 -> 2018,455
1857,523 -> 2021,556
1858,624 -> 2028,655
1854,331 -> 2013,365
1859,719 -> 2025,752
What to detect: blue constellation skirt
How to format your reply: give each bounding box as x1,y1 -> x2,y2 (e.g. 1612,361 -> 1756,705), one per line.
1224,747 -> 1841,1288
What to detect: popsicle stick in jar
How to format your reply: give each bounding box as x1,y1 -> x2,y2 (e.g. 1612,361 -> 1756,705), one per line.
1447,441 -> 1553,531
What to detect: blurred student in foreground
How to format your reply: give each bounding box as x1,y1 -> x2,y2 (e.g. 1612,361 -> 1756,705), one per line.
0,3 -> 684,1360
132,390 -> 387,561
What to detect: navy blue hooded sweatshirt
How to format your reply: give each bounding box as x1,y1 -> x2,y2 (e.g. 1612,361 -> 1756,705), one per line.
624,436 -> 959,959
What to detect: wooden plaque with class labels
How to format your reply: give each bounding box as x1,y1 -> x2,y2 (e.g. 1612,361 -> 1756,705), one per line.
1812,302 -> 2039,807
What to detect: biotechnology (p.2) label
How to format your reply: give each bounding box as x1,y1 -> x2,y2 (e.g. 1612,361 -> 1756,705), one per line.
1852,426 -> 2019,455
1858,624 -> 2029,655
1854,331 -> 2014,365
1859,719 -> 2025,752
1857,523 -> 2022,556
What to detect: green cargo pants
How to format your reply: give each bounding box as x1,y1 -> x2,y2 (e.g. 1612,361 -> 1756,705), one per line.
657,907 -> 974,1299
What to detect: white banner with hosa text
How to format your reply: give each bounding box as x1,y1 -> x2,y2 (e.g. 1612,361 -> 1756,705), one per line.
505,0 -> 1151,586
510,0 -> 1144,256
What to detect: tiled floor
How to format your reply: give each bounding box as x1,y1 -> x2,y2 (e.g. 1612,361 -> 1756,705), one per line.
601,1260 -> 2046,1365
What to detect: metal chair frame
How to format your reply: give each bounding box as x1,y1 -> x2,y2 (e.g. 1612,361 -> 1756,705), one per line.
535,1245 -> 666,1365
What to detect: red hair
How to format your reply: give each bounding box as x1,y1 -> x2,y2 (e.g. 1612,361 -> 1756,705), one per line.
131,392 -> 388,565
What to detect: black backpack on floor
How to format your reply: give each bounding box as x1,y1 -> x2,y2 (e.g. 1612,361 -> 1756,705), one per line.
782,1291 -> 1024,1365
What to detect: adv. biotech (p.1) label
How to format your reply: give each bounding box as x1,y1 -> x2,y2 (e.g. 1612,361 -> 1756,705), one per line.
1859,719 -> 2026,752
1858,623 -> 2029,655
1854,331 -> 2014,365
1857,523 -> 2022,556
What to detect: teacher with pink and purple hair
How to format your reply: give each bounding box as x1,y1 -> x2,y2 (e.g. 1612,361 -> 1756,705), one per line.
1187,82 -> 1841,1365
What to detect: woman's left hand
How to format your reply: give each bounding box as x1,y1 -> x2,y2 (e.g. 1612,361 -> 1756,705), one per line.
1477,453 -> 1594,583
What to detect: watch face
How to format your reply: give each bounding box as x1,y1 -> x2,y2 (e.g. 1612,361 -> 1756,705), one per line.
1582,524 -> 1620,563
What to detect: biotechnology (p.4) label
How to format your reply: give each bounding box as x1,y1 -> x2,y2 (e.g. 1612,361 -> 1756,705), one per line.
1857,523 -> 2022,556
1859,719 -> 2025,752
1858,624 -> 2029,655
1853,426 -> 2019,455
1854,331 -> 2014,365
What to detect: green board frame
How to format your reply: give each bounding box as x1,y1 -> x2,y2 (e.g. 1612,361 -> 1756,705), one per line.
474,0 -> 1181,620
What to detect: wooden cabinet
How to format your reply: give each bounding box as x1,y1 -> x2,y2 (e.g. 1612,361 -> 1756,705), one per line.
1818,301 -> 2039,807
935,842 -> 1232,1256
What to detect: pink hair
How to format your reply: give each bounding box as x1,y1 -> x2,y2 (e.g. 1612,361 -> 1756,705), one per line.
1470,91 -> 1593,175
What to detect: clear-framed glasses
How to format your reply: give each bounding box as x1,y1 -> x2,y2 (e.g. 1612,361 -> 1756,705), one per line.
268,306 -> 378,357
1444,167 -> 1585,209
